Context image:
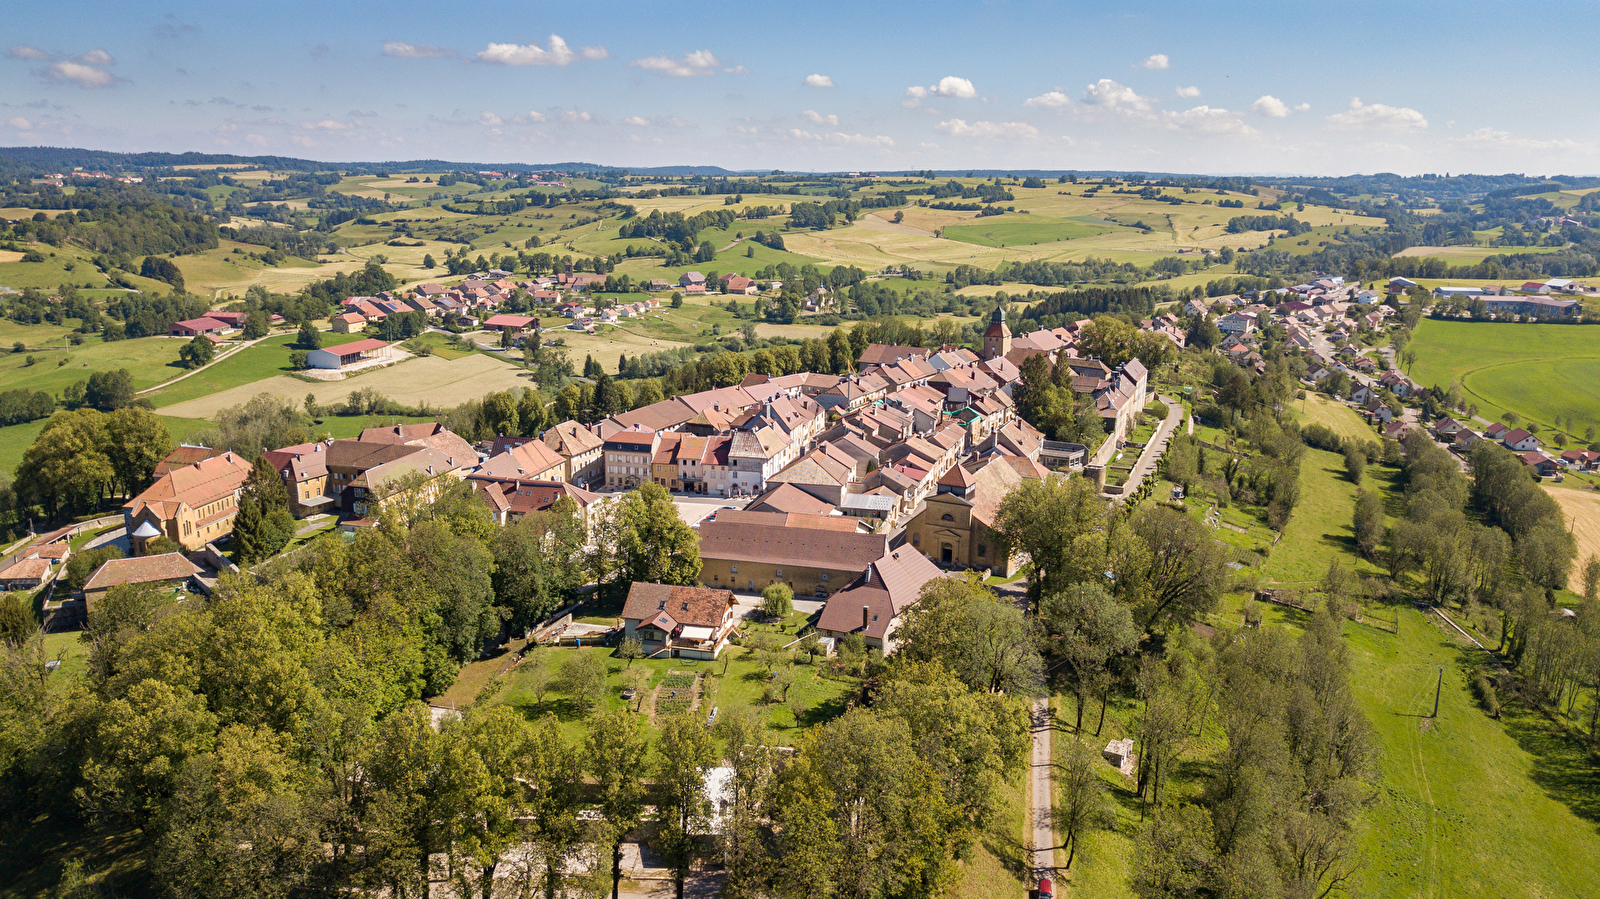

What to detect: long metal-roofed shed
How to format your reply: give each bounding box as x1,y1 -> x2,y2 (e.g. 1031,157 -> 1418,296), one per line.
307,338 -> 392,370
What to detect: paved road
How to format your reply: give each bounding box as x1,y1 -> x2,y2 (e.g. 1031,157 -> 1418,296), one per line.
1113,393 -> 1184,500
1029,698 -> 1056,883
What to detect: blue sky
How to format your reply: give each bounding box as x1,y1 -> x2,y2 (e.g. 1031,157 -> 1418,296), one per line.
5,1 -> 1599,175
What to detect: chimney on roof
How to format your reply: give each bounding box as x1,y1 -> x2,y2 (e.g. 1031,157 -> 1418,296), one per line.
862,605 -> 870,629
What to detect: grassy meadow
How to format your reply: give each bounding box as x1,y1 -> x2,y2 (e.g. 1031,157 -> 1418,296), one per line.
1407,318 -> 1600,434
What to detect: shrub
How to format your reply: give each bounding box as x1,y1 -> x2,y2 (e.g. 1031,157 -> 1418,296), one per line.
1471,671 -> 1501,718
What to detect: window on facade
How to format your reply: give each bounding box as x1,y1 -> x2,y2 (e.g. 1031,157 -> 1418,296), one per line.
912,533 -> 920,546
820,573 -> 828,582
941,513 -> 955,522
730,566 -> 738,574
978,543 -> 987,557
775,570 -> 783,577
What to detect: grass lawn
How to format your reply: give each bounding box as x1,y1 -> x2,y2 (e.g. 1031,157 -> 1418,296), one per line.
40,629 -> 88,685
1346,606 -> 1600,898
1299,392 -> 1378,446
948,773 -> 1027,897
1059,591 -> 1600,898
1408,318 -> 1600,435
400,332 -> 475,360
494,637 -> 858,748
1261,447 -> 1372,586
145,331 -> 369,409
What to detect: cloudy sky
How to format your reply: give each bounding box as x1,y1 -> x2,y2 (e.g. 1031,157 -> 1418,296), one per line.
5,0 -> 1598,175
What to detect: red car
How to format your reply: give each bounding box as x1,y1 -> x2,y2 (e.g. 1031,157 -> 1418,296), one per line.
1037,877 -> 1053,899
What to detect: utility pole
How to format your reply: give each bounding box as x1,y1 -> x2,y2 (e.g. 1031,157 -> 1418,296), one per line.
1431,668 -> 1443,718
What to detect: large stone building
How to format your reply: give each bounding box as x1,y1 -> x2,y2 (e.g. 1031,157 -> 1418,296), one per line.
698,515 -> 887,596
904,454 -> 1025,575
264,423 -> 475,519
539,419 -> 605,487
123,451 -> 255,551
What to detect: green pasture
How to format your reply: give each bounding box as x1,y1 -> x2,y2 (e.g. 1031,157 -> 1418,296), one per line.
0,244 -> 169,293
0,335 -> 186,396
1407,318 -> 1600,433
1347,607 -> 1600,898
942,215 -> 1115,248
146,331 -> 369,409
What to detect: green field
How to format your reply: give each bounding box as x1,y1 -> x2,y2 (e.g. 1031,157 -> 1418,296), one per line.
942,215 -> 1114,248
1407,318 -> 1600,433
0,335 -> 187,397
1300,392 -> 1378,445
1348,607 -> 1600,898
146,331 -> 369,409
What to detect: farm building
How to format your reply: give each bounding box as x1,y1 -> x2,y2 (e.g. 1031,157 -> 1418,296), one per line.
306,338 -> 393,370
169,317 -> 230,338
482,314 -> 540,335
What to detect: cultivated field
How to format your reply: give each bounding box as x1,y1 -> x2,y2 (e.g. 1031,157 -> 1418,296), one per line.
157,351 -> 538,418
1542,485 -> 1600,590
1408,319 -> 1600,432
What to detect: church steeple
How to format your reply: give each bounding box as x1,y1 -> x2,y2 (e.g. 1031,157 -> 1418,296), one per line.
982,304 -> 1012,360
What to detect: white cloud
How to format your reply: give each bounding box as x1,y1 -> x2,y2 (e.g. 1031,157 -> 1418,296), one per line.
802,110 -> 839,126
1326,97 -> 1428,131
1162,106 -> 1254,134
623,115 -> 650,126
1141,54 -> 1170,70
935,118 -> 1038,139
558,110 -> 596,123
299,119 -> 352,131
931,76 -> 977,98
6,45 -> 49,61
79,49 -> 113,67
7,117 -> 31,130
1023,91 -> 1070,109
804,73 -> 834,88
631,50 -> 720,77
383,41 -> 456,59
516,111 -> 547,123
1453,127 -> 1586,152
46,60 -> 117,88
1250,95 -> 1291,118
828,132 -> 893,147
476,35 -> 606,66
1082,78 -> 1153,112
479,111 -> 502,126
779,128 -> 893,148
905,76 -> 976,106
1175,86 -> 1201,98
